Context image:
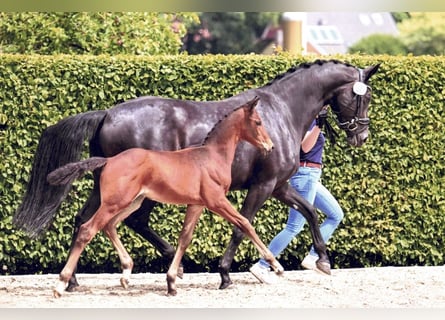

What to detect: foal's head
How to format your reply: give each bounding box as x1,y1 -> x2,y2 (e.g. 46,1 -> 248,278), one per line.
239,96 -> 274,155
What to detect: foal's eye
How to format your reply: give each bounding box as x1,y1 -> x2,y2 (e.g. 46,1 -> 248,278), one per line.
255,120 -> 262,126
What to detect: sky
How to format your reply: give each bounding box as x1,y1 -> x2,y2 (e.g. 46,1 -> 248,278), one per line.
0,0 -> 444,12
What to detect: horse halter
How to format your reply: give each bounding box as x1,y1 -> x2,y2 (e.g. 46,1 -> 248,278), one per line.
336,68 -> 371,134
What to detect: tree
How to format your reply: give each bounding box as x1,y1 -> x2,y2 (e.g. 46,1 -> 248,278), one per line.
397,12 -> 445,56
182,12 -> 280,54
391,12 -> 411,24
348,34 -> 408,55
0,12 -> 199,55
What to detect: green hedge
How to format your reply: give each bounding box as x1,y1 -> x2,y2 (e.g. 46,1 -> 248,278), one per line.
0,53 -> 444,275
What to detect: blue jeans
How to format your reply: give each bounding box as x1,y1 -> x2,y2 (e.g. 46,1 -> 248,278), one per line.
258,166 -> 344,268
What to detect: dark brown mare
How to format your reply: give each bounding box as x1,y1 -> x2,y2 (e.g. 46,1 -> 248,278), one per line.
14,59 -> 380,290
47,97 -> 279,296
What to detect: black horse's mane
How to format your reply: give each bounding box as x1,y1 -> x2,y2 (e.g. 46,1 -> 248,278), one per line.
201,103 -> 245,146
264,59 -> 355,87
201,60 -> 357,146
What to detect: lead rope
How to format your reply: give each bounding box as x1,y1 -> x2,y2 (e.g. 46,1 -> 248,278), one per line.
316,108 -> 339,146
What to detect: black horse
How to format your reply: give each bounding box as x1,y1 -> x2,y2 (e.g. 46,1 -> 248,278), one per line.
14,59 -> 379,290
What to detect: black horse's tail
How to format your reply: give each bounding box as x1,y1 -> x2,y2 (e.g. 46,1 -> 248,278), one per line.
13,110 -> 107,238
47,157 -> 108,186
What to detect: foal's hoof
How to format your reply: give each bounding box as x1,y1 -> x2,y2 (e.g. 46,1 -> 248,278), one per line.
177,266 -> 184,279
271,261 -> 284,275
120,277 -> 129,289
274,266 -> 284,276
53,289 -> 63,298
315,260 -> 331,275
53,281 -> 67,298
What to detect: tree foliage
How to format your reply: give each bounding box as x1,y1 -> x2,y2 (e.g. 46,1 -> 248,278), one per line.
0,12 -> 199,55
348,34 -> 408,55
397,12 -> 445,56
390,12 -> 411,23
349,12 -> 445,56
182,12 -> 280,54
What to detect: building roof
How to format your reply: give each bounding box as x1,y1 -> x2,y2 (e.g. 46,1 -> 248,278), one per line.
306,12 -> 399,54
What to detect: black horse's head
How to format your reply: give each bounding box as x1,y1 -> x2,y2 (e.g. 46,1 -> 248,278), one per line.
329,64 -> 380,147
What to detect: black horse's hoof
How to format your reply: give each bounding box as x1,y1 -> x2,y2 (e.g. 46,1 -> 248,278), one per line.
167,289 -> 177,296
66,282 -> 79,292
315,260 -> 331,275
219,279 -> 233,290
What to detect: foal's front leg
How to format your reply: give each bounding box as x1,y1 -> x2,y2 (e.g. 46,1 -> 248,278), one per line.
210,198 -> 284,275
166,205 -> 204,296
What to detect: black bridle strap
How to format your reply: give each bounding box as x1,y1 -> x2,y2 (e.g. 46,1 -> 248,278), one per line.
337,68 -> 370,133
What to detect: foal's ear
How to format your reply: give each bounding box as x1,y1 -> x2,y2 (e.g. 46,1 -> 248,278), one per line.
364,64 -> 380,82
248,96 -> 260,111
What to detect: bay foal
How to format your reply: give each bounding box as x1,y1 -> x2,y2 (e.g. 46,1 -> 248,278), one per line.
47,96 -> 283,297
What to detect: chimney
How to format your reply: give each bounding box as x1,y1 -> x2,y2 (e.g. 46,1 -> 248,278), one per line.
281,12 -> 307,54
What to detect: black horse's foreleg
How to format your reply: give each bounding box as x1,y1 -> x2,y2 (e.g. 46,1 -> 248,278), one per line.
218,182 -> 275,289
272,183 -> 330,274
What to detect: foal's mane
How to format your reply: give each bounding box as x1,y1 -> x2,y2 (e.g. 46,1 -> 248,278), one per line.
264,59 -> 355,87
201,104 -> 245,146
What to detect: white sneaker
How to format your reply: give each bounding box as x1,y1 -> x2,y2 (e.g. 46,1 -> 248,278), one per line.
301,254 -> 318,271
249,262 -> 278,284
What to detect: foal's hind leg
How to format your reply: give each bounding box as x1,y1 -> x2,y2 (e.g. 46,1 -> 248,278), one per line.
102,198 -> 146,289
54,208 -> 107,297
166,205 -> 204,296
103,223 -> 134,289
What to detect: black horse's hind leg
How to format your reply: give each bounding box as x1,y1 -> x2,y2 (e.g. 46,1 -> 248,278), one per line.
123,200 -> 184,278
272,183 -> 330,274
66,186 -> 102,292
218,182 -> 276,289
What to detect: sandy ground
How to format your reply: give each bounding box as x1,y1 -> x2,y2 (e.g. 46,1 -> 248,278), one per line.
1,266 -> 444,308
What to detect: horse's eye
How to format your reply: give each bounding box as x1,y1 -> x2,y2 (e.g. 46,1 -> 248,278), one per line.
255,120 -> 262,126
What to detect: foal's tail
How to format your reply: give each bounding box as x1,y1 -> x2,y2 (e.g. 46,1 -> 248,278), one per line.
13,110 -> 107,238
47,157 -> 108,186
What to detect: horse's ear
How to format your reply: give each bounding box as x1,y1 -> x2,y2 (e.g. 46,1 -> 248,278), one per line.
248,96 -> 260,111
364,64 -> 380,82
